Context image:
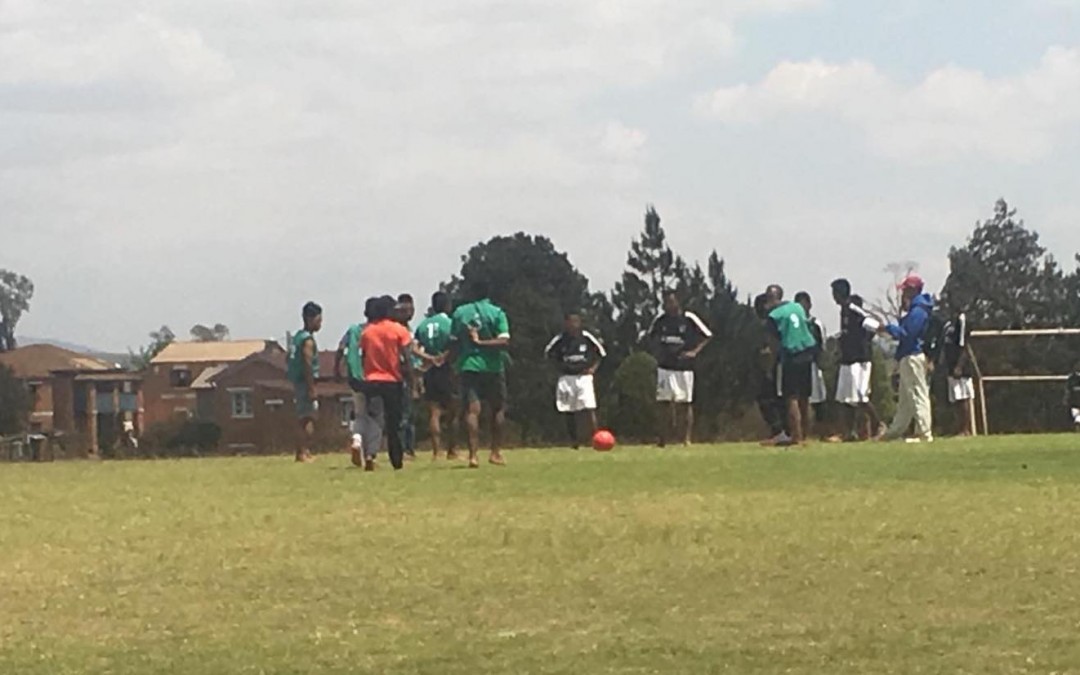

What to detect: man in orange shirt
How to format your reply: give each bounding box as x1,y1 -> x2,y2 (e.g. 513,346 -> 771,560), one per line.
360,296 -> 415,471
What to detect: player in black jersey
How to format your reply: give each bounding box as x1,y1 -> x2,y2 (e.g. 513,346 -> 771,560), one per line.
939,310 -> 976,436
545,312 -> 606,448
648,291 -> 712,447
831,279 -> 883,441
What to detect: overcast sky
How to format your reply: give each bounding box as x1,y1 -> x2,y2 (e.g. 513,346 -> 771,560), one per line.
4,0 -> 1080,350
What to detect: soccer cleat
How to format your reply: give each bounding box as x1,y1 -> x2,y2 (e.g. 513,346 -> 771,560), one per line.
350,446 -> 364,467
760,432 -> 792,447
364,458 -> 376,472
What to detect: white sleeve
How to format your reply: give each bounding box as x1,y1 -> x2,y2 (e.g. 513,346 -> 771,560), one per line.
583,331 -> 607,358
958,313 -> 967,348
685,311 -> 713,338
543,334 -> 561,358
862,317 -> 881,333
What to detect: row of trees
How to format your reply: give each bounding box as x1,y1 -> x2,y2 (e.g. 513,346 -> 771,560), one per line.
3,198 -> 1079,440
440,199 -> 1080,442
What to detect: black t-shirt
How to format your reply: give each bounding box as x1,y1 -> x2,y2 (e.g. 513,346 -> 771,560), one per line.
649,311 -> 712,371
942,313 -> 972,375
838,303 -> 876,365
545,331 -> 606,376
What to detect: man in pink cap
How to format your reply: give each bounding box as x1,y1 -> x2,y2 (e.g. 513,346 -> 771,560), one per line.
878,275 -> 935,442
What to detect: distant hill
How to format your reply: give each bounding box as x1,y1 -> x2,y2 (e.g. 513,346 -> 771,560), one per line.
17,337 -> 134,369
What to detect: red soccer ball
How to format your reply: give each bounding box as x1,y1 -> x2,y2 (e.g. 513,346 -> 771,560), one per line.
592,430 -> 616,452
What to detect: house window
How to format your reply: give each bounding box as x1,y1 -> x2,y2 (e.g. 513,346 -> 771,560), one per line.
170,367 -> 192,388
230,389 -> 254,419
27,383 -> 39,408
339,396 -> 355,427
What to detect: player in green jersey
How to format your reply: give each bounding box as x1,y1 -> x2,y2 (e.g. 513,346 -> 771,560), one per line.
414,291 -> 458,460
765,285 -> 817,446
450,281 -> 511,468
287,301 -> 322,463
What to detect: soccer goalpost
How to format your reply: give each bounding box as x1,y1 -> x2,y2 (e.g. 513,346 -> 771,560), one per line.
969,328 -> 1080,435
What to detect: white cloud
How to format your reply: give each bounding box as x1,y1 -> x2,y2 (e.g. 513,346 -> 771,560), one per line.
0,0 -> 819,348
697,46 -> 1080,163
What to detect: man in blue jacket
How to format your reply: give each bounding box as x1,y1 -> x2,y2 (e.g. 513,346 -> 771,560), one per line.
879,275 -> 935,443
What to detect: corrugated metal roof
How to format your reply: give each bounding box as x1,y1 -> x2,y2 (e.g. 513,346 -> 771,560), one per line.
151,340 -> 278,365
0,344 -> 113,379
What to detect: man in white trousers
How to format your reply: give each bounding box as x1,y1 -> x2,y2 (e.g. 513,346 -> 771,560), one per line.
878,275 -> 935,443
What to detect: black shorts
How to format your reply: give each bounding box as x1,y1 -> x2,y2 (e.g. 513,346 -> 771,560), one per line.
424,365 -> 455,407
779,359 -> 813,399
461,371 -> 507,408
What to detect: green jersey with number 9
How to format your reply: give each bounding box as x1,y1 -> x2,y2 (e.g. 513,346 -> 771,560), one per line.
768,301 -> 817,355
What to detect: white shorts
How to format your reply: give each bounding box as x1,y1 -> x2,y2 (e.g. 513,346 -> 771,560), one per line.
810,365 -> 827,405
556,374 -> 597,413
948,377 -> 975,403
1072,408 -> 1080,424
836,362 -> 872,405
657,368 -> 694,403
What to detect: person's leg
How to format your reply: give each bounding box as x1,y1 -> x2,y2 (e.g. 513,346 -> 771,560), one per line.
655,369 -> 670,447
445,396 -> 459,459
586,409 -> 598,437
958,398 -> 973,436
885,357 -> 916,440
297,417 -> 316,462
863,403 -> 882,439
429,401 -> 444,458
359,392 -> 384,469
382,384 -> 406,470
910,355 -> 932,441
489,373 -> 507,465
465,399 -> 481,467
786,397 -> 803,444
565,413 -> 579,449
799,398 -> 811,443
683,404 -> 694,446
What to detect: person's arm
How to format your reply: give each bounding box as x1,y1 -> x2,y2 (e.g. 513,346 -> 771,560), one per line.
682,312 -> 713,360
543,334 -> 561,362
470,310 -> 510,348
411,337 -> 443,367
584,331 -> 606,375
885,307 -> 928,340
302,338 -> 317,399
400,332 -> 415,381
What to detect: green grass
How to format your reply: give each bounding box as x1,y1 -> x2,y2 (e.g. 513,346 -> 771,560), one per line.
3,436 -> 1080,674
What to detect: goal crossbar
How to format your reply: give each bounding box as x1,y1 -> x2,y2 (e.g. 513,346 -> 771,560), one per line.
967,328 -> 1080,435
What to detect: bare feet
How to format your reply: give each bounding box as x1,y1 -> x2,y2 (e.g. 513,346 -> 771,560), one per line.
364,458 -> 376,472
489,452 -> 506,466
468,455 -> 480,469
295,451 -> 316,464
350,446 -> 364,467
446,449 -> 460,461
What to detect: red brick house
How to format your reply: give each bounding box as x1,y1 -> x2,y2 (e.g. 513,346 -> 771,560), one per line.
144,340 -> 282,427
0,344 -> 143,455
192,350 -> 352,454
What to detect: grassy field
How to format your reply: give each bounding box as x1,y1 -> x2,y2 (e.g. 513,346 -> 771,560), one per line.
3,437 -> 1080,674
